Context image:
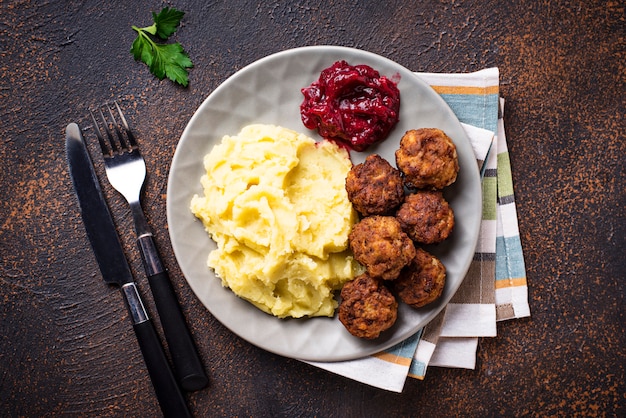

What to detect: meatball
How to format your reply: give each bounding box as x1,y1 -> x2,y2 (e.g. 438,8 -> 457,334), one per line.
345,154 -> 405,216
339,273 -> 398,339
396,190 -> 454,244
395,128 -> 459,189
392,248 -> 446,308
349,215 -> 416,280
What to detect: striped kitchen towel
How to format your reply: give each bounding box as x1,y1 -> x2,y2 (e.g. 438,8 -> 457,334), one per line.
307,68 -> 529,391
411,68 -> 500,377
495,98 -> 530,321
308,119 -> 492,391
411,91 -> 530,379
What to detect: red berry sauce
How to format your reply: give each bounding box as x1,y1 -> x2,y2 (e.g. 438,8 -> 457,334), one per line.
300,60 -> 401,152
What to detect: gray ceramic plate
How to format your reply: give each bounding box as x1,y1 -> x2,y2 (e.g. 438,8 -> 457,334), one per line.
167,46 -> 481,362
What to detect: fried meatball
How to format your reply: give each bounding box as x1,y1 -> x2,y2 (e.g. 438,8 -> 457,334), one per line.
345,154 -> 405,216
395,128 -> 459,189
349,215 -> 416,280
392,248 -> 446,308
396,190 -> 454,244
339,273 -> 398,339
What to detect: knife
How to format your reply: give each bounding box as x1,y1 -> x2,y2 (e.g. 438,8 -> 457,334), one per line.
65,123 -> 191,418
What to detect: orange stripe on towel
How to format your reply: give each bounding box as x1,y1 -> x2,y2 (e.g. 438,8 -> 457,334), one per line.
372,352 -> 413,367
430,85 -> 500,95
495,277 -> 528,289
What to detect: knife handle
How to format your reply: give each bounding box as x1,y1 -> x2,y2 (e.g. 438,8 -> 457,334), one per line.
122,283 -> 192,418
138,235 -> 209,392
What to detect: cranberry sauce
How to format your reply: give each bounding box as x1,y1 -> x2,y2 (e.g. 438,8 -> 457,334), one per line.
300,60 -> 400,152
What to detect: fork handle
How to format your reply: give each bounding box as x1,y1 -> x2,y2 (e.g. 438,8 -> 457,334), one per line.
138,235 -> 209,392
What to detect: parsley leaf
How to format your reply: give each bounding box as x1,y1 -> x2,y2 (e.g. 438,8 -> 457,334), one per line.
152,7 -> 185,39
130,7 -> 193,87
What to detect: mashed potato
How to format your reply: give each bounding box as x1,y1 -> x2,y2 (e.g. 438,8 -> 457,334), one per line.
190,124 -> 362,318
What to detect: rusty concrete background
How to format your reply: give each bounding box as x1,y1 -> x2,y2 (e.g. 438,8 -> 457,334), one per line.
1,0 -> 624,416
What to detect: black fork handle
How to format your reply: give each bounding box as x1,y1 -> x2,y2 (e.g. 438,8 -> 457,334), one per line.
138,234 -> 209,392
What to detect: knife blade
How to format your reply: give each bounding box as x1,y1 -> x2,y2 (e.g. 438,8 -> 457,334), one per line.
65,123 -> 191,418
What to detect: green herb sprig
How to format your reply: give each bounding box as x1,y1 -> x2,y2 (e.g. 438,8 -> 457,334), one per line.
130,7 -> 193,87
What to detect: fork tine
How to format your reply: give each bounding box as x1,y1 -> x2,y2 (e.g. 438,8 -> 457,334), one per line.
90,110 -> 111,157
114,101 -> 138,148
90,102 -> 137,156
99,106 -> 121,154
105,104 -> 130,152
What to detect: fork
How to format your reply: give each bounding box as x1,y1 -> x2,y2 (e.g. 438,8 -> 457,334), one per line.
91,102 -> 208,392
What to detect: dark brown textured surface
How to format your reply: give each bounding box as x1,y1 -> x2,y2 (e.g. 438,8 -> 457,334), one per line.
1,0 -> 623,416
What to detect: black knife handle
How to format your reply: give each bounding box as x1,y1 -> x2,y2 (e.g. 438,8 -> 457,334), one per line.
138,235 -> 209,392
133,320 -> 192,418
121,283 -> 192,418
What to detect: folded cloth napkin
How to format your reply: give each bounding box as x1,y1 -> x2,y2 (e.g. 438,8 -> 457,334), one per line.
412,95 -> 531,377
411,68 -> 500,377
307,68 -> 530,392
494,98 -> 531,321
